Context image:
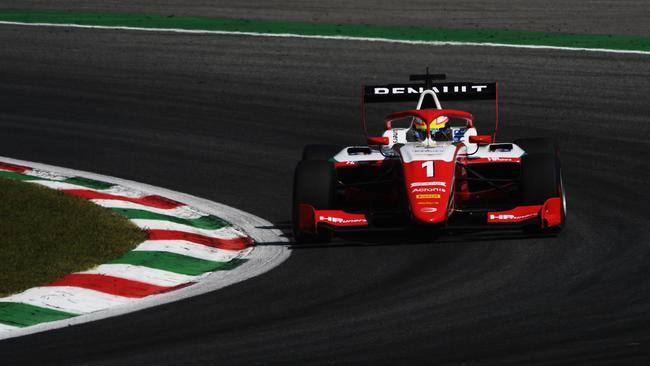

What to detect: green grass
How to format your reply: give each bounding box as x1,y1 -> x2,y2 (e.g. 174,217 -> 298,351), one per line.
1,9 -> 650,52
0,177 -> 147,297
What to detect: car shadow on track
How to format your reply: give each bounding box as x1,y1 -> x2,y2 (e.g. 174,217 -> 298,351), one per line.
254,221 -> 560,250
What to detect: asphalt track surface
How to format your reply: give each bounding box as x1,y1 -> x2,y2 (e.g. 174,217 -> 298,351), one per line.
1,0 -> 650,36
1,23 -> 650,365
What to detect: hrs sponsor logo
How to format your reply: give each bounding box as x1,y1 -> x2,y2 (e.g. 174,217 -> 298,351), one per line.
319,216 -> 367,225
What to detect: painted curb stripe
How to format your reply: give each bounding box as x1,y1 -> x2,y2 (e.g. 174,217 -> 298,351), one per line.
2,286 -> 134,314
0,170 -> 115,190
83,264 -> 200,287
0,170 -> 39,181
91,199 -> 204,218
62,176 -> 114,190
133,240 -> 247,262
146,229 -> 252,251
47,274 -> 187,298
110,251 -> 245,276
0,323 -> 19,332
0,162 -> 30,173
64,189 -> 183,209
0,10 -> 649,53
130,219 -> 242,238
0,302 -> 77,327
112,208 -> 229,230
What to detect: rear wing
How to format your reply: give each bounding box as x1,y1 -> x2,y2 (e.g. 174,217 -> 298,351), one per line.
364,72 -> 496,103
364,82 -> 497,103
361,71 -> 500,140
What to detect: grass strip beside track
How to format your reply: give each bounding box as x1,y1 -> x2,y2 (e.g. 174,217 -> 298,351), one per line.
0,177 -> 147,297
0,10 -> 649,52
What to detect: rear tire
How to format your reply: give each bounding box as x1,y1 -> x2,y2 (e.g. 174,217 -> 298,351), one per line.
520,152 -> 565,233
302,144 -> 342,161
292,160 -> 335,243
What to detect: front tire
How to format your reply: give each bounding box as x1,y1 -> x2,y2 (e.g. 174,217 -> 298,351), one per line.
292,160 -> 336,243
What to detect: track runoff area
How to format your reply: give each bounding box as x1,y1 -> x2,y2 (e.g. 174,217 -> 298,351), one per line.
0,10 -> 649,55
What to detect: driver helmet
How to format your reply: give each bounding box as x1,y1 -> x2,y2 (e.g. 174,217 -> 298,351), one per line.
413,116 -> 450,142
430,116 -> 452,141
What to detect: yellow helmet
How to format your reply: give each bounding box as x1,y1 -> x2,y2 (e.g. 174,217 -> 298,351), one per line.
413,116 -> 449,141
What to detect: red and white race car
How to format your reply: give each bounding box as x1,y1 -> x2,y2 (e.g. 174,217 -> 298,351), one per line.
292,72 -> 566,243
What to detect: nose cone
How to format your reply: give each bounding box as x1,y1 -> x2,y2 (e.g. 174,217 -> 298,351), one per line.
401,160 -> 455,225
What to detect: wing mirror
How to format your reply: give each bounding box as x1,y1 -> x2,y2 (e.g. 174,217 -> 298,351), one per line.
367,137 -> 390,145
469,135 -> 492,144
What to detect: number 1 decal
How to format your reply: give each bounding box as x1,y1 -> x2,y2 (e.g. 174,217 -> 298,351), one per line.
422,161 -> 434,177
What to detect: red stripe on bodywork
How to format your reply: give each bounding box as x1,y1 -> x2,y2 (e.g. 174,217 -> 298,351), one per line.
0,162 -> 31,173
63,189 -> 184,209
47,273 -> 188,298
145,230 -> 253,251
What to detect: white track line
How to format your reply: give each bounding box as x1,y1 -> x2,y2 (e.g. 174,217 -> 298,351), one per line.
0,21 -> 648,55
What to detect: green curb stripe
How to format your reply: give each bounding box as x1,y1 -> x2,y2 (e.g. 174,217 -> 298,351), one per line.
62,176 -> 114,190
0,170 -> 114,189
112,208 -> 230,230
0,171 -> 41,181
0,10 -> 649,52
110,251 -> 245,276
0,302 -> 77,327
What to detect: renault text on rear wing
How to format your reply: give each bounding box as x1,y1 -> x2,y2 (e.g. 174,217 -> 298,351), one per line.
364,82 -> 497,103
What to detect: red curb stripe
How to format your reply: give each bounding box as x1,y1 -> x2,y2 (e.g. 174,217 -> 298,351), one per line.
63,189 -> 184,209
0,162 -> 31,173
47,273 -> 190,298
146,229 -> 253,251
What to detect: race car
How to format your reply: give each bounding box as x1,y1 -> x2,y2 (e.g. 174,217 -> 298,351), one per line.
292,72 -> 566,243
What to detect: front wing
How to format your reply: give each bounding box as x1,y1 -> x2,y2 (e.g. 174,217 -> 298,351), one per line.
298,197 -> 563,234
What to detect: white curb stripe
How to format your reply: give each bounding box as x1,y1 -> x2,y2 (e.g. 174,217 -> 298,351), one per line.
133,240 -> 249,262
2,287 -> 132,314
24,178 -> 152,199
91,199 -> 205,219
0,324 -> 19,333
0,21 -> 649,56
130,219 -> 245,239
81,264 -> 201,287
27,180 -> 100,190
